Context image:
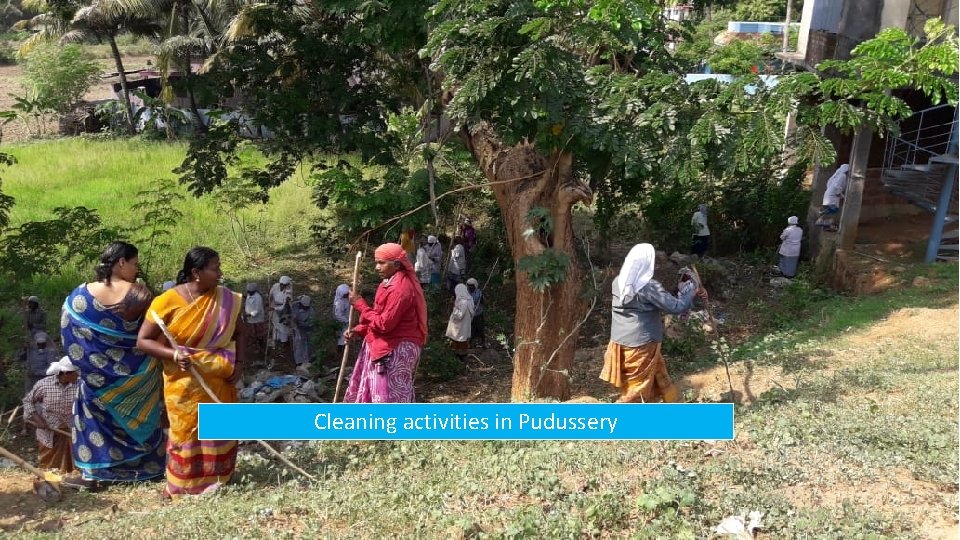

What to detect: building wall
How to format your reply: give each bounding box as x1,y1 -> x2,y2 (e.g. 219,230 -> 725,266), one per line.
835,0 -> 884,59
881,0 -> 912,32
809,0 -> 845,30
945,0 -> 960,26
860,168 -> 924,221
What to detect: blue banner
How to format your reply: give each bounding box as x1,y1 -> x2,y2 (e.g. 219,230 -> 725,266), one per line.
198,403 -> 733,441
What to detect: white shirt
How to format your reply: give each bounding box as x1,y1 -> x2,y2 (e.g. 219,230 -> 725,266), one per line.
823,170 -> 848,206
691,211 -> 710,236
778,225 -> 804,257
445,297 -> 474,342
244,293 -> 265,323
424,242 -> 442,272
449,244 -> 466,274
270,284 -> 292,308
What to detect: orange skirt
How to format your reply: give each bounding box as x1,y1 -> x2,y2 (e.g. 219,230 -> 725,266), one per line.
38,433 -> 76,473
599,341 -> 678,403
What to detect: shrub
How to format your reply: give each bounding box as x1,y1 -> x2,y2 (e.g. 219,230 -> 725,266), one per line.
21,43 -> 101,114
0,41 -> 16,66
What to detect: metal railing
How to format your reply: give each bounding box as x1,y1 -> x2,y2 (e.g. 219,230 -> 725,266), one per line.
883,104 -> 957,173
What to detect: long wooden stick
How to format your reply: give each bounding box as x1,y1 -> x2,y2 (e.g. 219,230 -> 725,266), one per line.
333,251 -> 363,403
150,311 -> 317,482
690,265 -> 735,400
25,419 -> 71,437
8,407 -> 71,437
7,405 -> 20,425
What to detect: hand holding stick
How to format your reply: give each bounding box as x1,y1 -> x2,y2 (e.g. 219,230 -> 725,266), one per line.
149,310 -> 317,482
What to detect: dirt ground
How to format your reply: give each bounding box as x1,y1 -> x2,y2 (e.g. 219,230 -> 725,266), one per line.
0,56 -> 154,144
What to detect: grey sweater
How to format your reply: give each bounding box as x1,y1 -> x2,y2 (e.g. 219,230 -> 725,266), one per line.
610,278 -> 696,347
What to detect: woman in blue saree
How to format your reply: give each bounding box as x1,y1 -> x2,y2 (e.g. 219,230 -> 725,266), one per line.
60,242 -> 166,489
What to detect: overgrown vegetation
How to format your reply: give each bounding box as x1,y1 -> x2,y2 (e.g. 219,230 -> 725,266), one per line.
11,43 -> 100,137
1,266 -> 954,537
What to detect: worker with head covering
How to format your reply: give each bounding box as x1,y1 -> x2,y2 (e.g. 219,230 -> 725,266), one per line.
465,277 -> 486,347
22,356 -> 79,472
414,239 -> 432,287
269,276 -> 294,354
424,235 -> 443,286
460,218 -> 477,253
18,331 -> 60,395
447,236 -> 467,293
333,284 -> 351,359
244,282 -> 267,357
817,164 -> 850,231
600,243 -> 703,403
445,283 -> 475,360
343,243 -> 427,403
24,295 -> 47,340
690,204 -> 711,257
777,216 -> 804,278
292,295 -> 315,367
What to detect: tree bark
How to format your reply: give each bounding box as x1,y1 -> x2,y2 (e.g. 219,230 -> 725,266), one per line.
837,125 -> 872,250
463,123 -> 593,401
180,3 -> 206,134
108,34 -> 135,135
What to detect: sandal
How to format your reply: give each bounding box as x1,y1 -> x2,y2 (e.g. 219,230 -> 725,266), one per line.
61,474 -> 101,492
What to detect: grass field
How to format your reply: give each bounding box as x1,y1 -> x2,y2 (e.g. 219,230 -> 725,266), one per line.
0,265 -> 955,538
0,137 -> 326,406
1,137 -> 322,295
0,138 -> 956,538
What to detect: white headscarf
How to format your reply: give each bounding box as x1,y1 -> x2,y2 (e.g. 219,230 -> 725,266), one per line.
454,283 -> 475,315
427,235 -> 438,244
46,356 -> 78,376
615,243 -> 656,304
787,216 -> 799,225
333,283 -> 350,316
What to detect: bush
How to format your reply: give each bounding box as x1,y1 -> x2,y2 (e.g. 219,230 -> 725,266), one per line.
21,43 -> 101,114
636,161 -> 809,255
0,41 -> 16,66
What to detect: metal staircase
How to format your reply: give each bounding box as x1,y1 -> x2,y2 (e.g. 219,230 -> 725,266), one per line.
881,104 -> 959,262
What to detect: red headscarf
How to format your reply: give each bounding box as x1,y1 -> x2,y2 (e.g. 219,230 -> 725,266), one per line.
373,242 -> 427,338
374,243 -> 415,273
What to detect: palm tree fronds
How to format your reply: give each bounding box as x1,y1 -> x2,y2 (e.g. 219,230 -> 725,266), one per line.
17,29 -> 53,58
58,29 -> 90,45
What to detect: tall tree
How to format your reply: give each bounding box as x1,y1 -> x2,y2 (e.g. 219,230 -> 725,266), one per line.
178,0 -> 957,402
61,5 -> 161,133
97,0 -> 247,130
15,0 -> 161,133
423,0 -> 697,399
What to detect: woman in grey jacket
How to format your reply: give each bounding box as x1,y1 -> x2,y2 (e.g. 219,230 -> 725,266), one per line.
599,243 -> 701,403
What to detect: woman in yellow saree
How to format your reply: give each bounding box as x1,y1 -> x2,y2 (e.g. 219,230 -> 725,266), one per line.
137,247 -> 246,498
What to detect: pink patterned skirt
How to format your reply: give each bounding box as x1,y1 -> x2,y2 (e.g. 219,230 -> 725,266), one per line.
343,340 -> 422,403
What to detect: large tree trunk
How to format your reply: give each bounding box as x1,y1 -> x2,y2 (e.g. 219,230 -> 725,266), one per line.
180,3 -> 206,134
464,123 -> 593,401
108,34 -> 136,135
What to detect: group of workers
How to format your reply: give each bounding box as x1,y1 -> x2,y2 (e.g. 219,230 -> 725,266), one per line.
11,170 -> 848,494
